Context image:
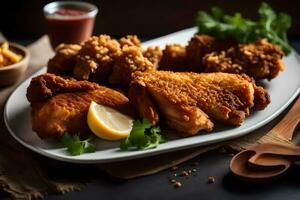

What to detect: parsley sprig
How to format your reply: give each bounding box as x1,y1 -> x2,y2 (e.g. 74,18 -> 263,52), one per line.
61,133 -> 96,156
196,2 -> 292,54
60,119 -> 165,155
120,118 -> 165,150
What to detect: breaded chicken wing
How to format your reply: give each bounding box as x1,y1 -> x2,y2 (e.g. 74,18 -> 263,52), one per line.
109,46 -> 157,86
202,39 -> 284,80
47,44 -> 81,74
129,71 -> 270,136
47,34 -> 162,86
119,35 -> 141,48
186,34 -> 236,72
159,44 -> 188,71
27,73 -> 135,138
73,35 -> 121,81
143,46 -> 162,68
27,73 -> 100,103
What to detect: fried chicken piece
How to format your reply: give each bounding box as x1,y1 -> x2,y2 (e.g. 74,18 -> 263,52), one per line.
159,44 -> 188,71
47,44 -> 81,74
119,35 -> 141,48
27,73 -> 101,103
73,35 -> 121,81
27,73 -> 135,138
129,71 -> 270,136
109,46 -> 156,86
143,46 -> 162,68
202,39 -> 284,80
119,35 -> 163,66
129,84 -> 159,125
186,34 -> 236,72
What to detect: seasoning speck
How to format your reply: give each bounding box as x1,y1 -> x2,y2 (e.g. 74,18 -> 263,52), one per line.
207,176 -> 215,184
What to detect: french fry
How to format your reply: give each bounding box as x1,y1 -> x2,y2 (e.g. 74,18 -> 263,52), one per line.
2,49 -> 22,63
1,42 -> 9,51
0,42 -> 23,66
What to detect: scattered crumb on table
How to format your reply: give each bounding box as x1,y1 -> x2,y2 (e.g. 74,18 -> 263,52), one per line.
173,181 -> 182,188
207,176 -> 215,184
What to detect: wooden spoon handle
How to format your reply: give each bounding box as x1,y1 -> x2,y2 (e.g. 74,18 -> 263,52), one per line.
269,95 -> 300,141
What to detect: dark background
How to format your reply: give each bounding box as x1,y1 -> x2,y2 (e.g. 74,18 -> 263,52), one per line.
1,0 -> 300,42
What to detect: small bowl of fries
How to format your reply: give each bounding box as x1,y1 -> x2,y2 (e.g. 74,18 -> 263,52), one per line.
0,42 -> 30,86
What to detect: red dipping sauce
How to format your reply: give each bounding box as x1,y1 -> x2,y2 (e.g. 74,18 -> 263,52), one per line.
44,1 -> 98,48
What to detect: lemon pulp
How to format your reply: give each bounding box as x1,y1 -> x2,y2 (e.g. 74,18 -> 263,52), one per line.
87,101 -> 133,140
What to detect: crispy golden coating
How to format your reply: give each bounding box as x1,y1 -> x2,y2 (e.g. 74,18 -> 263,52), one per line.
27,73 -> 101,103
73,35 -> 121,81
47,44 -> 81,74
129,84 -> 159,125
186,34 -> 236,72
202,39 -> 284,80
27,73 -> 135,138
119,35 -> 141,48
129,71 -> 270,136
47,34 -> 162,85
110,39 -> 162,86
159,44 -> 188,71
109,46 -> 156,86
143,46 -> 162,68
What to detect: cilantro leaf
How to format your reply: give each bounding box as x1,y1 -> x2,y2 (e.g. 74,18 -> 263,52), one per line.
196,2 -> 292,54
120,119 -> 165,150
61,133 -> 96,156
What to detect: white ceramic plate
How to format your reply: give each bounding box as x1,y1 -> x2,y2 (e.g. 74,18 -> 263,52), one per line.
4,27 -> 300,163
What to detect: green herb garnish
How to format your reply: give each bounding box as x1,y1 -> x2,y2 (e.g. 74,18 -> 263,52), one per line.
196,2 -> 292,54
61,133 -> 96,156
120,118 -> 165,150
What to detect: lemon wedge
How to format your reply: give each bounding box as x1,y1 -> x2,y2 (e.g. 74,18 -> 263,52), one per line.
87,101 -> 133,140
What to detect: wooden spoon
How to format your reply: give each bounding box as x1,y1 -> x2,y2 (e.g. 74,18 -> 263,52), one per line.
230,144 -> 296,181
230,150 -> 290,181
230,95 -> 300,181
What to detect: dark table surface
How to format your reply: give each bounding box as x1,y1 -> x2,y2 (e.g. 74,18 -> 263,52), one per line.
47,151 -> 300,200
1,38 -> 300,200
